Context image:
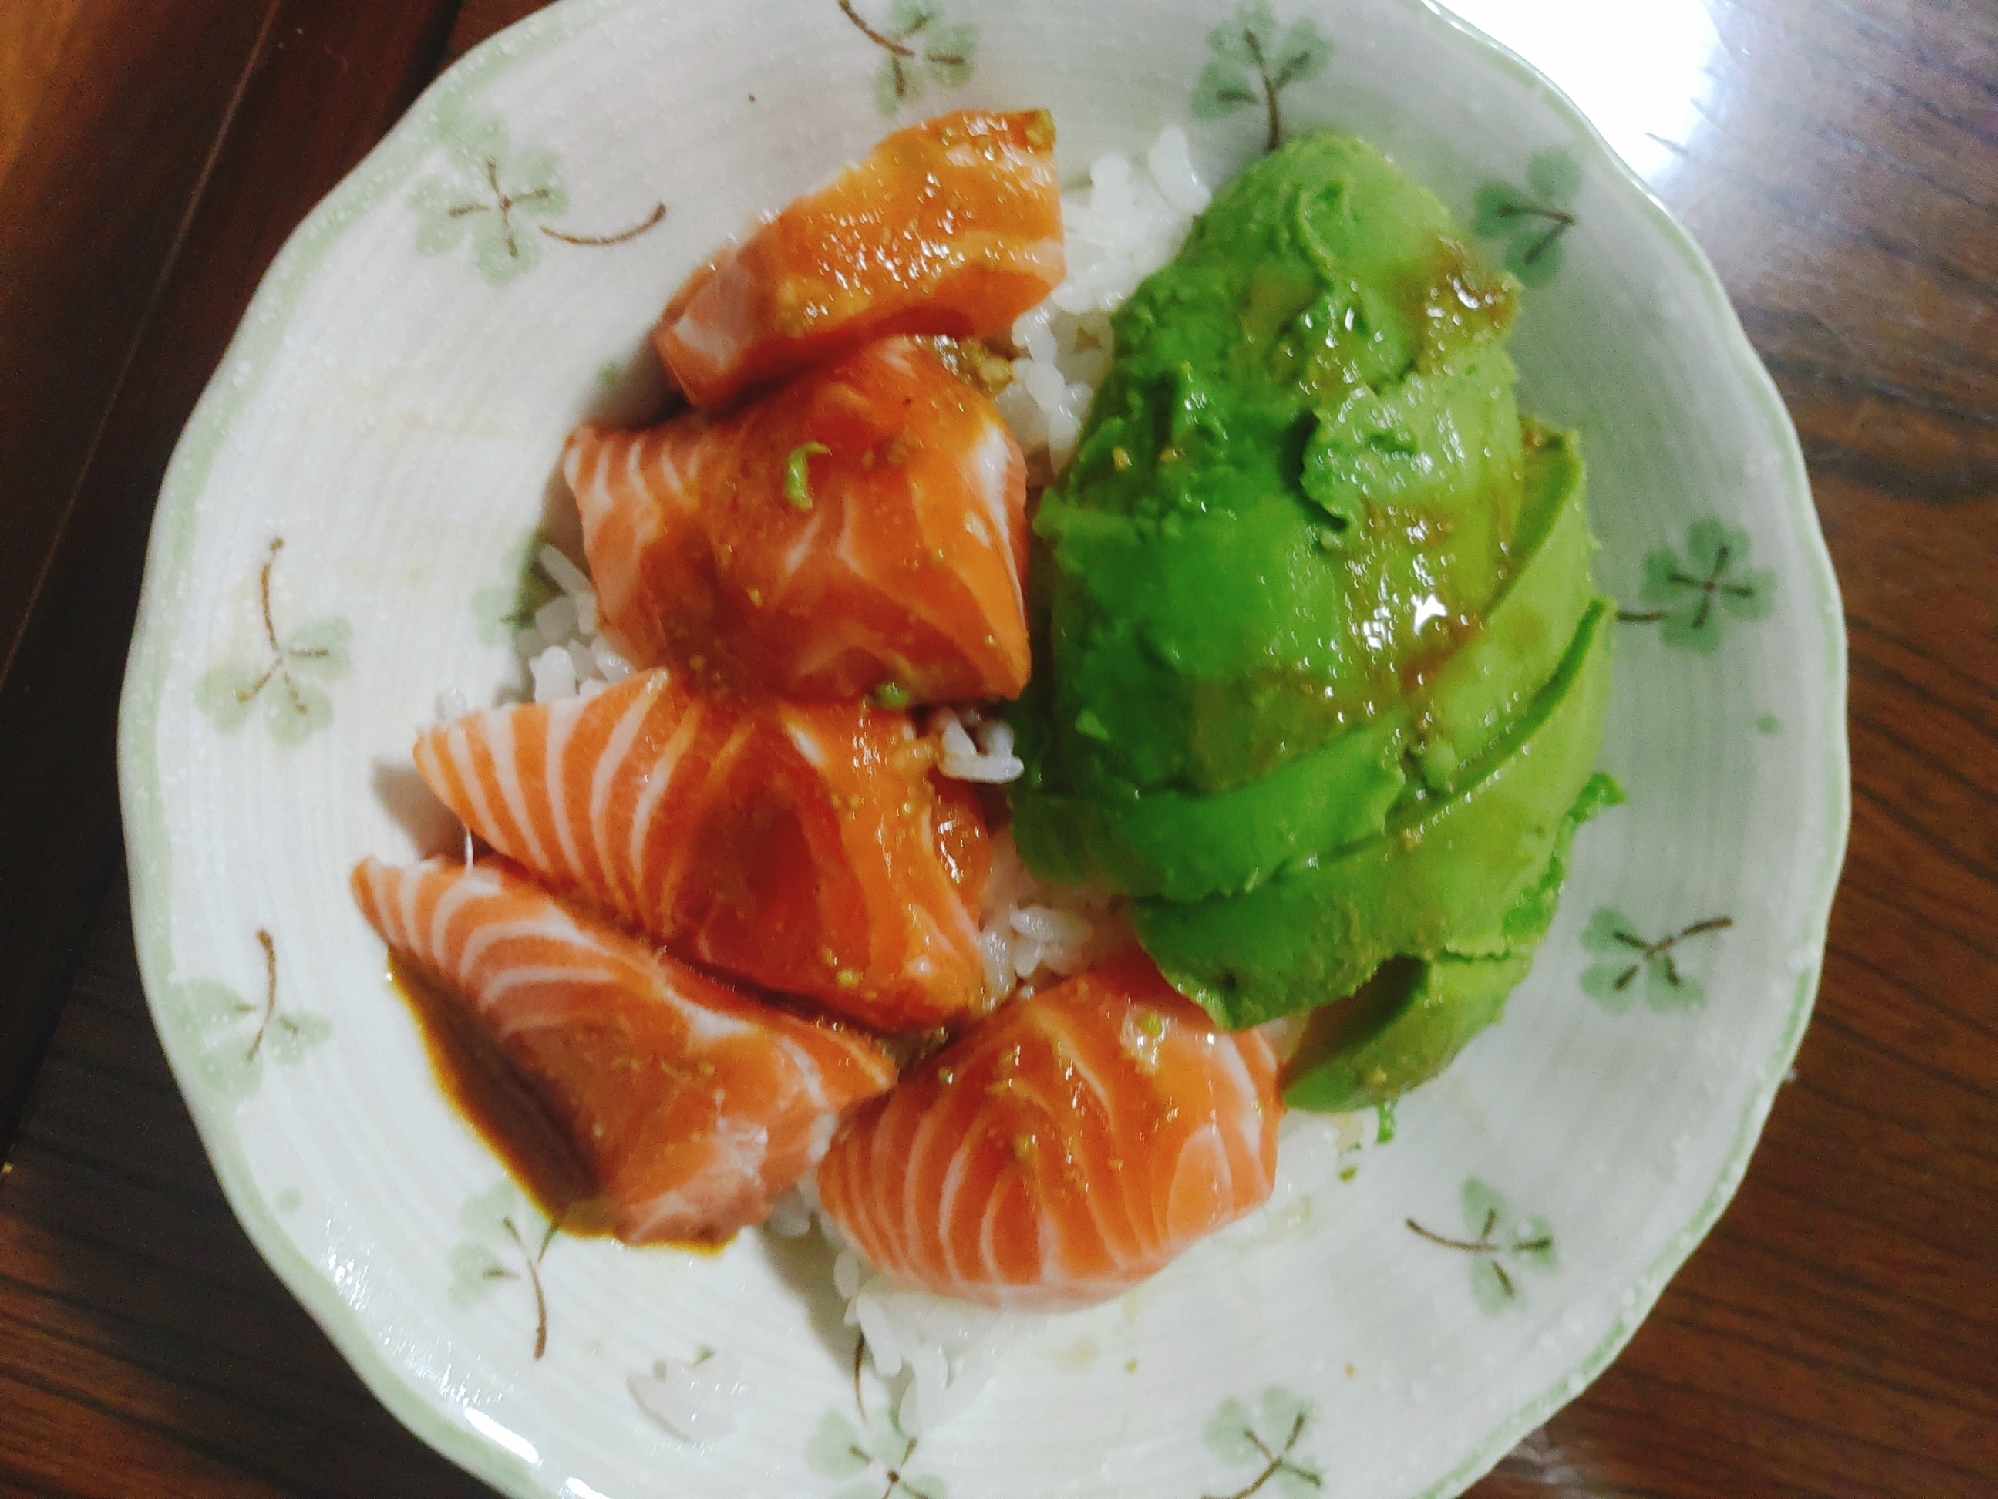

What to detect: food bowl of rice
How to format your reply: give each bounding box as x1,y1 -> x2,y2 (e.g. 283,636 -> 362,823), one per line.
119,1 -> 1846,1495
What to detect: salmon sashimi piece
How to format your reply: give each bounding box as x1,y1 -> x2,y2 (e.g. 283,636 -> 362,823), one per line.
816,951 -> 1282,1311
568,337 -> 1030,704
656,109 -> 1063,408
351,855 -> 897,1244
412,670 -> 991,1031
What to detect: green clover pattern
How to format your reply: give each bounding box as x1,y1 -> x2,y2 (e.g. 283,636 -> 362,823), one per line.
161,929 -> 330,1104
837,0 -> 976,118
1581,907 -> 1733,1014
473,528 -> 563,647
804,1405 -> 947,1499
194,538 -> 350,744
1191,1 -> 1331,153
1409,1179 -> 1556,1314
1619,519 -> 1777,653
411,103 -> 571,286
1472,149 -> 1581,286
447,1181 -> 559,1360
1202,1386 -> 1323,1498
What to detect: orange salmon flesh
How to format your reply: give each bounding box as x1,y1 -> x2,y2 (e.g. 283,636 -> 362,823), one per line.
655,109 -> 1063,407
412,670 -> 992,1031
352,855 -> 896,1244
818,951 -> 1282,1310
569,337 -> 1029,704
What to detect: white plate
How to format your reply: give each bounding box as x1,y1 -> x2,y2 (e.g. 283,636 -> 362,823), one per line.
119,1 -> 1847,1494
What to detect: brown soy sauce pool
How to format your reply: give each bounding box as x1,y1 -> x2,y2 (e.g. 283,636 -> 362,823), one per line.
387,958 -> 728,1254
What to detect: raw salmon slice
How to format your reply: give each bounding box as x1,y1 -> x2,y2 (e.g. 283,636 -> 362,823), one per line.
817,951 -> 1282,1310
412,670 -> 990,1031
568,337 -> 1030,704
656,109 -> 1063,407
351,855 -> 896,1244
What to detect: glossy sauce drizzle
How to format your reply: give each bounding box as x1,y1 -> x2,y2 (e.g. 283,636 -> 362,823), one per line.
388,957 -> 617,1239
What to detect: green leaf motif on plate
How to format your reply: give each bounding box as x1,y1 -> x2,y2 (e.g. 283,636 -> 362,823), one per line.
163,978 -> 263,1102
196,538 -> 350,744
1472,148 -> 1581,286
410,101 -> 570,285
806,1405 -> 946,1499
1200,1386 -> 1322,1498
446,1240 -> 512,1307
448,1182 -> 558,1359
1408,1178 -> 1556,1314
1580,906 -> 1733,1014
836,0 -> 976,118
162,930 -> 330,1105
473,528 -> 563,646
1191,1 -> 1331,154
1617,519 -> 1777,653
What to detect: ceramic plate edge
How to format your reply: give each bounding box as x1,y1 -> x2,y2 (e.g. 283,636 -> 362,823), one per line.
113,1 -> 1852,1495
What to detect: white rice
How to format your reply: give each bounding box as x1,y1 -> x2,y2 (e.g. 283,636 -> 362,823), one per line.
995,125 -> 1210,471
974,827 -> 1132,1003
926,704 -> 1024,783
836,1245 -> 1023,1434
945,126 -> 1214,1008
764,1172 -> 1024,1435
510,543 -> 634,703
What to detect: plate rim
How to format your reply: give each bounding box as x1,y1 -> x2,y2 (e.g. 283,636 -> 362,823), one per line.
114,0 -> 1852,1494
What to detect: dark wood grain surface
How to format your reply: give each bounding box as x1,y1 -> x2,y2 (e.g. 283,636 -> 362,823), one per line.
1,1 -> 1992,1495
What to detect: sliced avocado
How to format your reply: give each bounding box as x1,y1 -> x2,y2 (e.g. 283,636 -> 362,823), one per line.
1299,341 -> 1523,540
1011,426 -> 1594,900
1279,952 -> 1528,1113
1029,133 -> 1526,800
1012,720 -> 1406,894
1406,421 -> 1592,793
1132,597 -> 1616,1028
1010,133 -> 1615,1095
1033,492 -> 1374,796
1281,771 -> 1622,1111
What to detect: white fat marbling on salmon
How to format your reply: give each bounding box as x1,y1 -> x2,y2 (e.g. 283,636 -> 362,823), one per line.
412,670 -> 990,1030
818,956 -> 1281,1312
590,674 -> 669,915
965,419 -> 1022,596
484,712 -> 553,875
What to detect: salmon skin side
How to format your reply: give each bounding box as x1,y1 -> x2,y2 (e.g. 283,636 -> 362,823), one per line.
411,670 -> 991,1031
569,337 -> 1030,705
817,951 -> 1282,1311
351,855 -> 896,1245
656,109 -> 1063,408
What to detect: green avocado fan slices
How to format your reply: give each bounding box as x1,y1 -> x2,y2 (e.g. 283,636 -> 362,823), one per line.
1008,130 -> 1618,1114
1279,769 -> 1621,1113
1013,421 -> 1596,902
1131,610 -> 1617,1027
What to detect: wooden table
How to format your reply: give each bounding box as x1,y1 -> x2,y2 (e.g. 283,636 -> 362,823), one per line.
1,1 -> 1991,1494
